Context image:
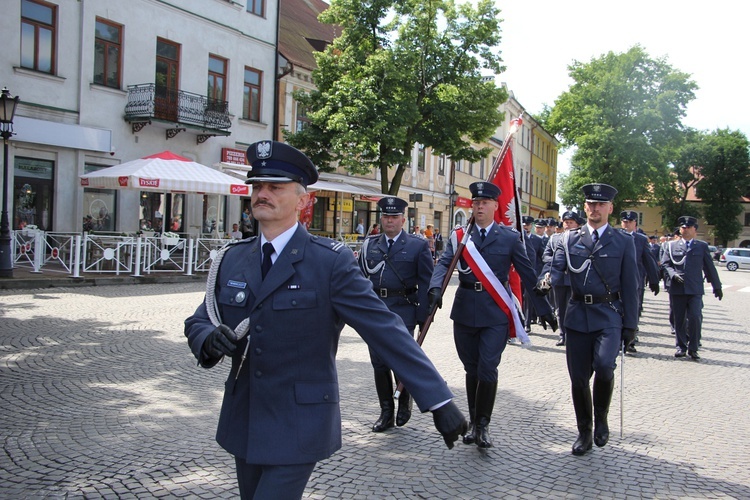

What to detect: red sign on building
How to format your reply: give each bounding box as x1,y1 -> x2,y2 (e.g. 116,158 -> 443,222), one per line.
222,147 -> 247,165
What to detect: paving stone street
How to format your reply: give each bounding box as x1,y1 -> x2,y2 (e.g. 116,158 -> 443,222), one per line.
1,268 -> 749,499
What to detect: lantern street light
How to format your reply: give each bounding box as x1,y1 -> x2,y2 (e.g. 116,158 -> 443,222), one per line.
0,87 -> 20,278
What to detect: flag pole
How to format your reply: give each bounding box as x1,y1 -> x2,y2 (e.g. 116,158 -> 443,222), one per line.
394,115 -> 523,398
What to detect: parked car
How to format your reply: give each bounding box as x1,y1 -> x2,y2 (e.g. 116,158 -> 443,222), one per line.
708,245 -> 718,259
719,248 -> 750,271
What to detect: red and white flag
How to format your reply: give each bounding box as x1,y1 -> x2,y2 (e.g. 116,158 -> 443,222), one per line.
489,118 -> 525,338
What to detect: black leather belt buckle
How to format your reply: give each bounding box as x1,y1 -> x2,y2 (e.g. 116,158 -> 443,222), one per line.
474,282 -> 483,292
584,294 -> 593,304
379,288 -> 388,298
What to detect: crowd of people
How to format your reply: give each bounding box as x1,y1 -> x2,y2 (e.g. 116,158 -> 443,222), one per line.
184,141 -> 724,499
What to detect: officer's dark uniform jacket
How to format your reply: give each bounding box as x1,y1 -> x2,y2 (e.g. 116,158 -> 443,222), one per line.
623,230 -> 660,289
185,224 -> 453,465
526,232 -> 545,275
551,225 -> 639,332
541,232 -> 569,286
660,239 -> 721,295
358,230 -> 433,330
430,224 -> 552,327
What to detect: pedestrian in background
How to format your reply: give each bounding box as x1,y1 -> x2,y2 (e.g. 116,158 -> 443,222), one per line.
185,141 -> 466,499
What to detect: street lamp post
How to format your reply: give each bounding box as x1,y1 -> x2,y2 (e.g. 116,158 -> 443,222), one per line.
0,87 -> 20,278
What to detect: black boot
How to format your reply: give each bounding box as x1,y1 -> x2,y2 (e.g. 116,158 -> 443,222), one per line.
474,381 -> 497,449
571,386 -> 593,456
462,374 -> 479,445
593,376 -> 614,447
396,387 -> 413,427
372,370 -> 394,432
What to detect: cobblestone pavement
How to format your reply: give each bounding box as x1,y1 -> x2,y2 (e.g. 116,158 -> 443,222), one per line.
1,269 -> 749,499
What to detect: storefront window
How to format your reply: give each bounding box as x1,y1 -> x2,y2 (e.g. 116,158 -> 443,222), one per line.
202,194 -> 226,236
14,157 -> 54,231
311,196 -> 326,230
138,192 -> 184,233
83,164 -> 117,232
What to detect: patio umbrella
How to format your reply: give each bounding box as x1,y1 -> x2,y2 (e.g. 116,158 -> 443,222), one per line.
80,151 -> 250,196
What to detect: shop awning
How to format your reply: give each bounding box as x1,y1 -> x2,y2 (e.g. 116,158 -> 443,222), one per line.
309,179 -> 381,197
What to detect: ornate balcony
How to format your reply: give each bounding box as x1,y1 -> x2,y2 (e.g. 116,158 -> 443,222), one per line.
124,83 -> 232,143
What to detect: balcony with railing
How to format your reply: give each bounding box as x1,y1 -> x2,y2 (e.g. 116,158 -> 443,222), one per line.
124,83 -> 232,143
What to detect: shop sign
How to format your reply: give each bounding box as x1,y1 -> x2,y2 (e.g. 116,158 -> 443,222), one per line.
222,147 -> 247,165
328,198 -> 353,211
455,196 -> 472,208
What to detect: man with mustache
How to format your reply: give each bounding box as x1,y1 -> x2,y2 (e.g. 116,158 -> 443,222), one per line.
185,141 -> 466,499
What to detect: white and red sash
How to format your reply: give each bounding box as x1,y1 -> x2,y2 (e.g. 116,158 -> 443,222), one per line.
454,228 -> 530,346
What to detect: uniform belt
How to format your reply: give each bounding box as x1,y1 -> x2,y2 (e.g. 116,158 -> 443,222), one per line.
375,287 -> 417,298
571,292 -> 621,304
458,281 -> 508,292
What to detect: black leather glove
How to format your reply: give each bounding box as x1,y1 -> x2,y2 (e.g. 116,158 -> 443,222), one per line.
533,284 -> 550,296
714,288 -> 723,301
539,312 -> 558,332
650,282 -> 660,296
431,400 -> 468,450
428,287 -> 443,309
673,274 -> 685,285
203,324 -> 239,359
622,328 -> 636,348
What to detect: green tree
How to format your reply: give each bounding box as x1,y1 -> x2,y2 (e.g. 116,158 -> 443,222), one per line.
285,0 -> 508,195
689,129 -> 750,245
546,45 -> 697,216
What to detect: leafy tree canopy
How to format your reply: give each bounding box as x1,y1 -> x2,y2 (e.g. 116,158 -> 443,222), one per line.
546,45 -> 697,215
285,0 -> 508,194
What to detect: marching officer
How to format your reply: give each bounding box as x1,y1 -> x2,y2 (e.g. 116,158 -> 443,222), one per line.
358,196 -> 434,431
429,182 -> 557,449
619,210 -> 660,353
522,215 -> 545,332
549,183 -> 639,456
661,216 -> 722,360
539,211 -> 584,346
185,141 -> 467,499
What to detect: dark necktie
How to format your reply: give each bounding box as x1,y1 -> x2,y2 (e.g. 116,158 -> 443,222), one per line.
480,228 -> 486,242
261,242 -> 274,279
686,240 -> 692,250
387,238 -> 394,252
593,230 -> 599,244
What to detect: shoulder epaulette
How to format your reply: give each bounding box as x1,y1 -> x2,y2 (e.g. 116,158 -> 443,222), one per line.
310,235 -> 345,252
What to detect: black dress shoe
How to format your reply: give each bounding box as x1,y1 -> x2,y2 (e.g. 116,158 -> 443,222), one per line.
556,337 -> 565,346
674,349 -> 686,358
626,344 -> 637,354
688,351 -> 700,361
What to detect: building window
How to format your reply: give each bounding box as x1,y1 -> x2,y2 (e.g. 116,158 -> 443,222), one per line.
417,145 -> 426,172
83,164 -> 118,232
744,212 -> 750,226
312,196 -> 327,230
453,159 -> 462,173
638,212 -> 644,226
247,0 -> 265,17
295,102 -> 310,132
438,155 -> 446,176
479,158 -> 486,179
14,157 -> 55,231
208,55 -> 228,102
94,18 -> 122,88
243,67 -> 262,122
21,0 -> 57,74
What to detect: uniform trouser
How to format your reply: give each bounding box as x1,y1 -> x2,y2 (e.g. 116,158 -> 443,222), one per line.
235,458 -> 316,500
523,288 -> 537,327
553,286 -> 571,338
565,327 -> 620,389
454,321 -> 509,382
671,293 -> 703,352
638,275 -> 646,316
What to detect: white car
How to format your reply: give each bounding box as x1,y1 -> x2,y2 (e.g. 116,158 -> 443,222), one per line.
719,248 -> 750,271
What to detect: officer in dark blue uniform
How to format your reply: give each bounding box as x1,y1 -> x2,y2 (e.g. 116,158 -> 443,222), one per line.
550,183 -> 639,456
661,216 -> 722,360
429,182 -> 556,449
619,210 -> 660,353
185,141 -> 467,499
358,196 -> 434,431
522,215 -> 544,332
539,211 -> 583,346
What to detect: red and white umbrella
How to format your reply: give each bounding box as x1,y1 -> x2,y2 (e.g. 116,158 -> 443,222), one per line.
80,151 -> 250,196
